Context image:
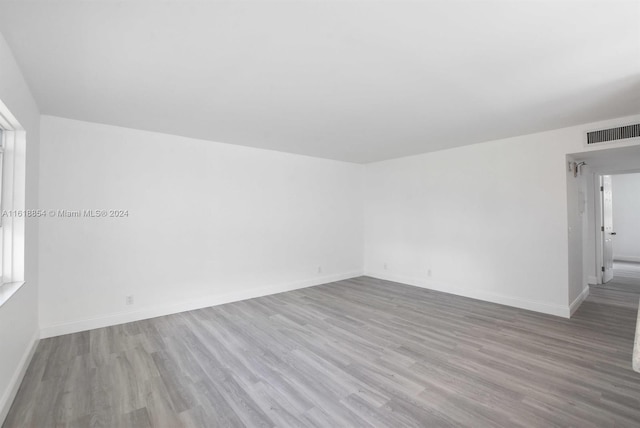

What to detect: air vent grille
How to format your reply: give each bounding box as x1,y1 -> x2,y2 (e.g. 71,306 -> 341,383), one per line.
587,124 -> 640,145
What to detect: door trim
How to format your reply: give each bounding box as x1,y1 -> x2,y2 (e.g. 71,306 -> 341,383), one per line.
594,174 -> 604,284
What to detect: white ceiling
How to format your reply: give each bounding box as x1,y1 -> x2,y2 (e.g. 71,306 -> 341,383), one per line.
0,1 -> 638,163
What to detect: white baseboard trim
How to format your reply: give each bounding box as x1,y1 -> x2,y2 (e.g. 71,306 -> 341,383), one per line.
0,330 -> 39,425
40,271 -> 363,338
587,275 -> 599,285
364,271 -> 571,318
614,256 -> 640,263
569,286 -> 590,316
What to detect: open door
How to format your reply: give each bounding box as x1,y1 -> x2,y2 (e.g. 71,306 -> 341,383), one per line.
601,175 -> 615,283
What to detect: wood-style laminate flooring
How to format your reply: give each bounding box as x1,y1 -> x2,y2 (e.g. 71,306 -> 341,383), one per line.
4,276 -> 640,427
614,261 -> 640,281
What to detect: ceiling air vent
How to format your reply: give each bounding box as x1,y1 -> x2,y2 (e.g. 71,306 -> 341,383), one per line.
586,123 -> 640,145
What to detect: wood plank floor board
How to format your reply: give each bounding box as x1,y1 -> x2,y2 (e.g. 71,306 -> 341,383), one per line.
4,275 -> 640,427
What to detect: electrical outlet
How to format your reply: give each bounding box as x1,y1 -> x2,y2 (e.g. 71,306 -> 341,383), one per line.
427,269 -> 432,277
126,295 -> 134,305
318,266 -> 323,274
384,263 -> 388,270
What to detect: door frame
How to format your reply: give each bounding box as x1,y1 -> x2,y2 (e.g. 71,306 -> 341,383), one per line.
593,169 -> 640,284
594,174 -> 605,284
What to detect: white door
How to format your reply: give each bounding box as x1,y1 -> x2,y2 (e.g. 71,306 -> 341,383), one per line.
602,175 -> 615,283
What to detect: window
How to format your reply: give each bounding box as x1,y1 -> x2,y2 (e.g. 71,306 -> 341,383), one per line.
0,100 -> 27,306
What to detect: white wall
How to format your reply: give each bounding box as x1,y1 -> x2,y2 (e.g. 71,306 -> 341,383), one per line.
31,112 -> 640,337
364,114 -> 640,317
38,116 -> 364,337
0,33 -> 40,422
612,173 -> 640,262
566,159 -> 590,311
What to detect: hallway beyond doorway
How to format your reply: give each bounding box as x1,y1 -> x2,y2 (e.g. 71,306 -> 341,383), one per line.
614,261 -> 640,282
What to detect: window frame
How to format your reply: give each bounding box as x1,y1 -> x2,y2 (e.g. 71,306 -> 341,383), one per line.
0,99 -> 27,307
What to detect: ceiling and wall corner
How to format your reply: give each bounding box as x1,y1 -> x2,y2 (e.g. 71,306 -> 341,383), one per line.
0,0 -> 638,163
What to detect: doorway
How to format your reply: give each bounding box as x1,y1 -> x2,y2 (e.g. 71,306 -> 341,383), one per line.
566,145 -> 640,298
600,172 -> 640,286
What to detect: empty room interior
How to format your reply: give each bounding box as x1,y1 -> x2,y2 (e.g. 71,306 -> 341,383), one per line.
1,1 -> 640,427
